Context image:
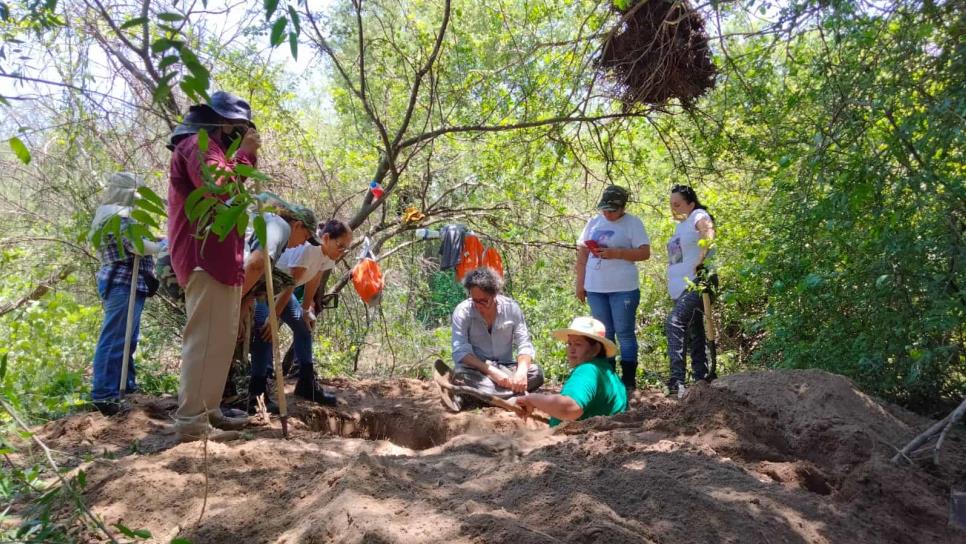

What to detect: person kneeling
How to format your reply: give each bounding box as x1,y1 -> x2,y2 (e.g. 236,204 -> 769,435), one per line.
516,317 -> 628,426
446,267 -> 544,411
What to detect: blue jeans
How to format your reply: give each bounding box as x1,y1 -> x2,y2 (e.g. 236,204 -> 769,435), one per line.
586,289 -> 640,366
91,278 -> 145,401
251,296 -> 312,379
666,290 -> 708,384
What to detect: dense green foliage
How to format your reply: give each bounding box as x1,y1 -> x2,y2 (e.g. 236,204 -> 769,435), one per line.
0,0 -> 963,422
1,0 -> 963,537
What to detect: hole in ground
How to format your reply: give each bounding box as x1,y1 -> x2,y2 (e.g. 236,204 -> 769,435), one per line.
298,407 -> 455,450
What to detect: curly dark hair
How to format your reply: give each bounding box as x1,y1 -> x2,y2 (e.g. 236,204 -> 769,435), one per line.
462,267 -> 504,296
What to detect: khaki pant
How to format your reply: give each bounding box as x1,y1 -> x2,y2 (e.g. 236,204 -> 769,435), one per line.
175,270 -> 241,432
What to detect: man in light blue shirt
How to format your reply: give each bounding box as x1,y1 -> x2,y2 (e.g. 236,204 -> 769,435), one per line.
448,267 -> 544,411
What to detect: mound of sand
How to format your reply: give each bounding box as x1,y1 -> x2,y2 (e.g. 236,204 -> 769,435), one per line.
19,369 -> 966,543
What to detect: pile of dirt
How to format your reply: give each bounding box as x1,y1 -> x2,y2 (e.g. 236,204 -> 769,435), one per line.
21,370 -> 966,543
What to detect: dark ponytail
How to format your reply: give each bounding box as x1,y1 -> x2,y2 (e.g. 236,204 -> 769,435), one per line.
319,218 -> 350,240
671,185 -> 714,223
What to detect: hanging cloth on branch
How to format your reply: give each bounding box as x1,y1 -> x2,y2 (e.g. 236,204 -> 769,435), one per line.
455,234 -> 485,282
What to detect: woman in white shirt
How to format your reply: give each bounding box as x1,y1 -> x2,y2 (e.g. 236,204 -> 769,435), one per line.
665,185 -> 716,394
575,185 -> 651,390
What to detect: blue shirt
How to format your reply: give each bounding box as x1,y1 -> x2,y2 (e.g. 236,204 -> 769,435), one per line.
451,294 -> 535,366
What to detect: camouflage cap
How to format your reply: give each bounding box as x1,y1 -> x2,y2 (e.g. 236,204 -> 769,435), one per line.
596,185 -> 630,211
290,206 -> 321,246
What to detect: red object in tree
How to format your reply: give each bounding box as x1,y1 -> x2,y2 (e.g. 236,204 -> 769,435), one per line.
455,234 -> 484,282
352,258 -> 384,305
482,247 -> 504,278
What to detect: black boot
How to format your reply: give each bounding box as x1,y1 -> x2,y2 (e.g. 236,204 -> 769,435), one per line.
247,376 -> 279,415
294,362 -> 337,406
620,361 -> 638,390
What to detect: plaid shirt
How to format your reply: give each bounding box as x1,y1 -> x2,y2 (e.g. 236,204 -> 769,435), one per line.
95,218 -> 157,296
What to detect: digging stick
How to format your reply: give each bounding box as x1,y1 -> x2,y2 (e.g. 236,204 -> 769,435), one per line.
702,290 -> 718,380
118,254 -> 140,399
254,185 -> 290,438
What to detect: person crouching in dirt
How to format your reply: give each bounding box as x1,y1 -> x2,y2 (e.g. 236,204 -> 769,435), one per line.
247,217 -> 352,413
515,317 -> 627,426
167,91 -> 260,443
446,267 -> 544,411
239,201 -> 319,412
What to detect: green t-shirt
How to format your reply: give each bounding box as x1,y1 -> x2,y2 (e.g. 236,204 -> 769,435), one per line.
549,357 -> 628,427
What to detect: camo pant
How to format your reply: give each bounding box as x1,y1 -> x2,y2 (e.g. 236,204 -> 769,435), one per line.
666,290 -> 708,385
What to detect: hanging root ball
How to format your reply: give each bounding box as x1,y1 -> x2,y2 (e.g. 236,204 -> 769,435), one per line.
597,0 -> 717,108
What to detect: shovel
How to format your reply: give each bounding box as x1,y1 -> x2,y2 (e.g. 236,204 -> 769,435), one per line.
433,359 -> 548,423
118,254 -> 140,399
700,272 -> 718,381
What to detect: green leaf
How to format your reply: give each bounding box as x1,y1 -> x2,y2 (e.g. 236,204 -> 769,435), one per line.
158,55 -> 180,71
211,205 -> 246,240
171,538 -> 193,544
189,197 -> 218,223
136,197 -> 166,217
254,213 -> 267,249
234,164 -> 268,181
288,5 -> 301,33
120,16 -> 148,29
0,353 -> 7,380
113,523 -> 138,538
130,209 -> 160,229
264,0 -> 279,20
235,208 -> 249,237
185,186 -> 208,218
0,94 -> 9,107
289,31 -> 298,60
76,469 -> 86,488
197,128 -> 209,153
270,17 -> 288,47
157,12 -> 184,22
151,38 -> 173,54
8,137 -> 30,164
136,186 -> 165,209
225,134 -> 242,159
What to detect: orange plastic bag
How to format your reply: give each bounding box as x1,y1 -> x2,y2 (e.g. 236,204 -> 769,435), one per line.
482,247 -> 504,278
455,234 -> 484,282
352,257 -> 384,305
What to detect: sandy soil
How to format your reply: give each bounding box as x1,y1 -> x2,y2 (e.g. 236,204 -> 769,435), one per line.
21,369 -> 966,543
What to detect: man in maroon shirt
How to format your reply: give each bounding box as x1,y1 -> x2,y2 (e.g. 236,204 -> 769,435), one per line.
167,91 -> 260,442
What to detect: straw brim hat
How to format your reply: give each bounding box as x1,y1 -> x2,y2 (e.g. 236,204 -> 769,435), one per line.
552,316 -> 619,358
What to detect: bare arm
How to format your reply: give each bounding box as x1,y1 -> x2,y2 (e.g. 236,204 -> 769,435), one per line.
302,270 -> 323,314
575,245 -> 589,302
516,393 -> 584,422
597,245 -> 650,262
696,218 -> 715,264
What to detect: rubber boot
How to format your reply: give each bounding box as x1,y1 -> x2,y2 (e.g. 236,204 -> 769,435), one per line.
247,376 -> 279,415
620,361 -> 638,390
294,362 -> 337,406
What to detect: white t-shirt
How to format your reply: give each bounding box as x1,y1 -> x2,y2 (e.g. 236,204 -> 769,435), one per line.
666,208 -> 713,299
277,242 -> 335,287
578,213 -> 650,293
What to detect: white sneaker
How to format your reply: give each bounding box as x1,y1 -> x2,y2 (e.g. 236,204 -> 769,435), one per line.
677,383 -> 688,399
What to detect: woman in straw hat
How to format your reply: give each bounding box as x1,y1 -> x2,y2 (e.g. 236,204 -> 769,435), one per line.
515,317 -> 628,426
